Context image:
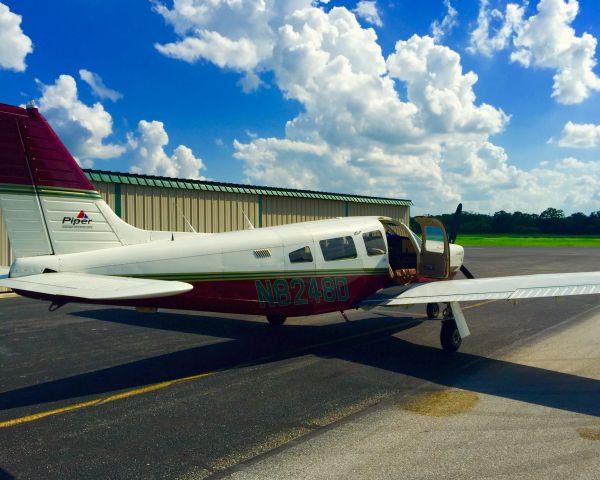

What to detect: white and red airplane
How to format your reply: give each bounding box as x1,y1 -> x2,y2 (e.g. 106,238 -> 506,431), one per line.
1,102 -> 600,352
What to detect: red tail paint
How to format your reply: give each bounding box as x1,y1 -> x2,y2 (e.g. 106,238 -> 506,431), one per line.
0,103 -> 96,191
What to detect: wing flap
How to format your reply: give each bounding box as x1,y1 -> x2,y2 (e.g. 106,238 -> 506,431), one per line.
0,272 -> 193,300
362,272 -> 600,306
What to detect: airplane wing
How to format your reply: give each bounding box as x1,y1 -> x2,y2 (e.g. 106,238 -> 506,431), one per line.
0,272 -> 193,300
361,272 -> 600,307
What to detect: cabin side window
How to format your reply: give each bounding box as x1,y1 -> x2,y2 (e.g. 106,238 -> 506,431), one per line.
319,236 -> 357,261
289,246 -> 313,263
363,230 -> 386,256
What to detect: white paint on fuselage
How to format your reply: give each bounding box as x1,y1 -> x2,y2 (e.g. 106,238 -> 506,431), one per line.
10,217 -> 391,278
9,216 -> 465,280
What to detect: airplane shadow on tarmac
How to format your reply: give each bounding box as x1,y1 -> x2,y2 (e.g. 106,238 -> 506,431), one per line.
1,308 -> 599,418
0,468 -> 14,480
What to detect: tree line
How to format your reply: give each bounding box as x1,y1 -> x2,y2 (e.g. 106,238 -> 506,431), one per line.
410,208 -> 600,235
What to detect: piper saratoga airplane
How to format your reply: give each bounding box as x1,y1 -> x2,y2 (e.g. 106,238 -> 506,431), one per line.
1,102 -> 600,352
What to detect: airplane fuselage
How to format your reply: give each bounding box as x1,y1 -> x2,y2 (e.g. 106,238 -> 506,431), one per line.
9,216 -> 463,317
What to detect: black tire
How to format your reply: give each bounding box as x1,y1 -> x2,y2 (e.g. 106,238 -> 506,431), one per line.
440,320 -> 462,352
426,302 -> 440,319
266,315 -> 286,326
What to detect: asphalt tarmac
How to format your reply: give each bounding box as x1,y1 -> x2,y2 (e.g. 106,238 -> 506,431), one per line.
1,247 -> 600,479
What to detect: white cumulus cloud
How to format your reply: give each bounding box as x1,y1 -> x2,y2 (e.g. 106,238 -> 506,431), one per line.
469,0 -> 600,104
155,0 -> 600,213
79,69 -> 123,102
353,1 -> 383,27
431,0 -> 458,43
36,75 -> 125,165
557,121 -> 600,148
130,120 -> 206,179
511,0 -> 600,104
468,0 -> 525,56
0,2 -> 33,72
153,0 -> 315,92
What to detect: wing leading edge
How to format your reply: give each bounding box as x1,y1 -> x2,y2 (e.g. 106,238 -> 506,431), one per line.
0,272 -> 193,300
362,272 -> 600,306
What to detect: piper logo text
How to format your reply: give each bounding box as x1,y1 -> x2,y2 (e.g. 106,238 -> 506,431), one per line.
62,210 -> 92,226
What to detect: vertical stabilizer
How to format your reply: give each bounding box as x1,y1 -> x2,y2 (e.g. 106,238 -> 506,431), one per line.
0,103 -> 150,258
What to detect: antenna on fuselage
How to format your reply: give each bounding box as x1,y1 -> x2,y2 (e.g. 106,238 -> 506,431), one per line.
241,209 -> 255,230
175,204 -> 197,233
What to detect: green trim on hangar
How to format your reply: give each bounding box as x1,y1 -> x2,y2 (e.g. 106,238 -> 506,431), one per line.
83,169 -> 412,207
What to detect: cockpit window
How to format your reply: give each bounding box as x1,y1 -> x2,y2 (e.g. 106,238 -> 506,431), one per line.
410,230 -> 421,246
363,230 -> 386,256
319,236 -> 357,261
289,246 -> 313,263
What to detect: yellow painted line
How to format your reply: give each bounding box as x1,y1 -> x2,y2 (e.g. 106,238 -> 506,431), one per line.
0,292 -> 18,299
0,300 -> 495,429
0,373 -> 215,429
0,321 -> 412,429
0,399 -> 102,428
463,299 -> 498,310
97,372 -> 212,404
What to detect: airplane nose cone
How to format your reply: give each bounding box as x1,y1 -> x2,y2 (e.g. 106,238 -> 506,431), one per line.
449,243 -> 464,271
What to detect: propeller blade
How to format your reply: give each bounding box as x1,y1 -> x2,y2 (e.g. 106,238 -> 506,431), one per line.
460,264 -> 475,279
448,203 -> 462,244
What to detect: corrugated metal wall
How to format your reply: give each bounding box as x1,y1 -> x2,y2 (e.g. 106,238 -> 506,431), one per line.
118,184 -> 260,233
347,203 -> 409,225
261,196 -> 345,227
0,181 -> 409,291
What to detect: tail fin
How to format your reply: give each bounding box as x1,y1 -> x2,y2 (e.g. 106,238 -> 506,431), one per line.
0,102 -> 148,257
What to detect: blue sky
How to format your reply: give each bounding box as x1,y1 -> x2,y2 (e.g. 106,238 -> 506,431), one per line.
1,0 -> 599,214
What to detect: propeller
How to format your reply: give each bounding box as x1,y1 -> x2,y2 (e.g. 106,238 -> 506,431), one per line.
447,203 -> 475,279
448,203 -> 462,244
460,264 -> 475,279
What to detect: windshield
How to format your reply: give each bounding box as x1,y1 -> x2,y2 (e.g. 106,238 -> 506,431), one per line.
410,230 -> 421,245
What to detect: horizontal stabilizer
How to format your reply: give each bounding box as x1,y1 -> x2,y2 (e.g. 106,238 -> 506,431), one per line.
362,272 -> 600,306
0,272 -> 193,300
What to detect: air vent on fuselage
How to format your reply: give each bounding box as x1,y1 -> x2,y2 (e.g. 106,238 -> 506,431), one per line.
253,249 -> 271,258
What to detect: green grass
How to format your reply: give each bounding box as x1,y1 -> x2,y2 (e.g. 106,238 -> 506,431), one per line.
456,234 -> 600,247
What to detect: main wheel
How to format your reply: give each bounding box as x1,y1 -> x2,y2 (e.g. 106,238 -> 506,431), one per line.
426,302 -> 440,319
440,319 -> 462,352
266,315 -> 287,326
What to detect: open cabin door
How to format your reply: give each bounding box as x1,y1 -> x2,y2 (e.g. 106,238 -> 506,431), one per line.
415,217 -> 450,279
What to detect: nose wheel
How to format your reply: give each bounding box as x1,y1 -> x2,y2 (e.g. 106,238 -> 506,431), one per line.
426,302 -> 440,319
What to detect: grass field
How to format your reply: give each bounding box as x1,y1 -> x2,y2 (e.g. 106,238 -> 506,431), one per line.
457,234 -> 600,247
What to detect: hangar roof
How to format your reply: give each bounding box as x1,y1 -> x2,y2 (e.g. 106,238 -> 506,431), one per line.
83,169 -> 412,207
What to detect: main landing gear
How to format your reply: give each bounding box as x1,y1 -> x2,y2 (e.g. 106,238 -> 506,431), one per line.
266,315 -> 287,326
439,303 -> 470,352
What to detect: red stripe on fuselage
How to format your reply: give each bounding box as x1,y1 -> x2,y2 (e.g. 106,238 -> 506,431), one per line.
16,274 -> 393,317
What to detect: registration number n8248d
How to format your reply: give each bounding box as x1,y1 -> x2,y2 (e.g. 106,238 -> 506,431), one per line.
255,277 -> 350,307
